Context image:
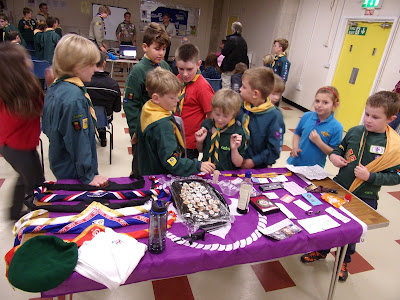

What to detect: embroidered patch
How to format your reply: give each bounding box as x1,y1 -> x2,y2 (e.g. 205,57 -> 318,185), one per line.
167,156 -> 177,167
72,114 -> 83,119
129,93 -> 133,99
72,121 -> 81,131
339,145 -> 344,150
221,146 -> 230,151
82,118 -> 88,129
321,131 -> 330,137
345,149 -> 356,163
370,145 -> 385,155
95,22 -> 101,25
275,131 -> 280,138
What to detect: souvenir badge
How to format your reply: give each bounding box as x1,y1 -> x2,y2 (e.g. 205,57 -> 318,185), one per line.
370,145 -> 385,155
321,131 -> 330,137
72,121 -> 81,131
82,118 -> 88,129
167,156 -> 177,167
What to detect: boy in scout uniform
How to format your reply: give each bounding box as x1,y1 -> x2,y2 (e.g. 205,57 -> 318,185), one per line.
136,67 -> 215,176
89,5 -> 110,53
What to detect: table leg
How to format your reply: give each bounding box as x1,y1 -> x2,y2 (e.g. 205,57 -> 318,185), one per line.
110,61 -> 115,78
327,244 -> 348,300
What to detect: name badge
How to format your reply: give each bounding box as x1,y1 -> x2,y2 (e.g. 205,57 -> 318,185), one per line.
370,145 -> 385,155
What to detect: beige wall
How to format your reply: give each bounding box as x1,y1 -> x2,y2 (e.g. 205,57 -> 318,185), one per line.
6,0 -> 214,60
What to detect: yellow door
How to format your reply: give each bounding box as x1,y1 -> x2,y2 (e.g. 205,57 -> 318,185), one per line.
332,21 -> 392,131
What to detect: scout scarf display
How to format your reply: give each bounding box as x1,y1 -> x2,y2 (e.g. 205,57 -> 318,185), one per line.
349,125 -> 400,193
176,70 -> 201,116
241,98 -> 275,141
13,202 -> 152,246
52,76 -> 97,127
141,100 -> 185,149
208,118 -> 236,164
272,52 -> 287,67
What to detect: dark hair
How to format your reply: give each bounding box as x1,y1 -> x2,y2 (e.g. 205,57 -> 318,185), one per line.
143,22 -> 170,47
204,53 -> 221,73
46,16 -> 57,28
0,13 -> 7,21
162,13 -> 170,18
23,7 -> 33,15
175,43 -> 199,63
243,67 -> 275,99
274,38 -> 289,52
96,52 -> 108,68
233,62 -> 247,74
6,30 -> 19,41
0,43 -> 43,117
55,17 -> 60,24
366,91 -> 400,118
39,3 -> 47,9
0,1 -> 4,10
124,12 -> 131,17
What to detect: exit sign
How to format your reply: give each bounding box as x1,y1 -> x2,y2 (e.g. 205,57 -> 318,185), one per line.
362,0 -> 383,9
348,26 -> 367,36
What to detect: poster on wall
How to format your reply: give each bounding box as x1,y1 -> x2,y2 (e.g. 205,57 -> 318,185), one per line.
139,0 -> 199,36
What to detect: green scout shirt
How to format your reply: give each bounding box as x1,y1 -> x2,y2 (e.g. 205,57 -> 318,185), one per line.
42,80 -> 99,184
137,115 -> 201,176
331,125 -> 400,200
33,30 -> 44,59
201,118 -> 246,171
42,29 -> 60,64
123,57 -> 171,136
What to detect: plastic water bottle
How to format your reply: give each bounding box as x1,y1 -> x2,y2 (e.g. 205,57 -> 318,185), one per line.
148,200 -> 168,254
237,171 -> 253,214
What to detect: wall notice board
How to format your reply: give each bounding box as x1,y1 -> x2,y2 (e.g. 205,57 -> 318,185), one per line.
92,4 -> 127,41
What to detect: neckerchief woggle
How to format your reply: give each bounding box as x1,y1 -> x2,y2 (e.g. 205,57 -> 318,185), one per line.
272,52 -> 286,67
208,118 -> 236,164
241,98 -> 275,143
52,76 -> 97,128
176,70 -> 201,116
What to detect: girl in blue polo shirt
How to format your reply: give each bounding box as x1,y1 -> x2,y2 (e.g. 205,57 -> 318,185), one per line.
287,86 -> 343,167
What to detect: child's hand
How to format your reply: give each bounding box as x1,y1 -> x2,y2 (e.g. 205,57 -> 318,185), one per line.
309,130 -> 322,145
89,175 -> 109,187
354,164 -> 370,181
195,127 -> 207,143
230,134 -> 242,150
290,148 -> 302,157
241,159 -> 255,169
131,133 -> 137,145
330,154 -> 348,167
200,162 -> 216,174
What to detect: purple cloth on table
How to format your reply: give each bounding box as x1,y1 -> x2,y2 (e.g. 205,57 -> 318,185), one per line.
42,168 -> 363,297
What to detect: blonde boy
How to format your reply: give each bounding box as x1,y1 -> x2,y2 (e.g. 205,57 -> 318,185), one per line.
136,67 -> 215,176
238,67 -> 284,168
175,43 -> 214,159
196,89 -> 246,170
272,38 -> 291,82
89,5 -> 110,52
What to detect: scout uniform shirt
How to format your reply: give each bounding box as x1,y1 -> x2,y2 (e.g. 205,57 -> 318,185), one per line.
272,53 -> 291,82
123,56 -> 171,136
137,100 -> 200,176
42,28 -> 61,64
116,21 -> 135,44
89,14 -> 105,49
42,78 -> 99,184
200,118 -> 246,171
331,125 -> 400,200
18,17 -> 36,44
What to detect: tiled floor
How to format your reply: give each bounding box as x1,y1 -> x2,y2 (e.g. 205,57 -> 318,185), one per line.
1,70 -> 400,300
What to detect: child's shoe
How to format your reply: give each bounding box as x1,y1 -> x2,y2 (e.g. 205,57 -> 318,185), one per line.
339,262 -> 348,282
300,251 -> 328,263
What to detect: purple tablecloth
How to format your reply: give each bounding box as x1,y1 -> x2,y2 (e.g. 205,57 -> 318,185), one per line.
41,168 -> 363,297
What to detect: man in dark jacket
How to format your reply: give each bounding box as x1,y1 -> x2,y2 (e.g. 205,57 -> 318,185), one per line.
84,52 -> 121,147
221,21 -> 249,89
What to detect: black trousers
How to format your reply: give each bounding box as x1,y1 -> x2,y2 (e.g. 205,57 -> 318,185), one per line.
0,145 -> 44,219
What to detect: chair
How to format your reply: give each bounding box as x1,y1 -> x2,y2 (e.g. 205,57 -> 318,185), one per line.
32,60 -> 51,90
94,106 -> 113,164
205,78 -> 222,92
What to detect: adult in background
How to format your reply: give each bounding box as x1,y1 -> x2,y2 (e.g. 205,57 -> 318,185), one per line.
36,2 -> 49,23
221,22 -> 249,89
161,12 -> 176,62
116,11 -> 136,72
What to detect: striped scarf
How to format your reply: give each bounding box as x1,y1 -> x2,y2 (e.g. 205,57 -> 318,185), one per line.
241,98 -> 275,142
272,52 -> 286,67
176,70 -> 201,116
208,118 -> 236,164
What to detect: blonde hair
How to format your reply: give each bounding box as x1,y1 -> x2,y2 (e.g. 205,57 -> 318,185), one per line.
274,38 -> 289,52
146,67 -> 183,96
273,74 -> 285,94
263,54 -> 274,66
316,86 -> 339,104
52,34 -> 100,78
98,5 -> 111,15
243,67 -> 275,99
211,88 -> 242,117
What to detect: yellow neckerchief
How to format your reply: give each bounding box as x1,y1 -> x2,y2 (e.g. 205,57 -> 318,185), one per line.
208,118 -> 236,165
34,29 -> 42,35
271,52 -> 286,67
45,28 -> 55,32
141,100 -> 185,149
241,98 -> 275,142
52,77 -> 97,127
176,70 -> 201,116
23,18 -> 34,31
349,125 -> 400,192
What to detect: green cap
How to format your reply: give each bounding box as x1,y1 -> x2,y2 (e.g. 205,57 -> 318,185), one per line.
8,236 -> 78,292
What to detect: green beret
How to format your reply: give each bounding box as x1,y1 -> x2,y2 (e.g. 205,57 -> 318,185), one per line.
8,236 -> 78,292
